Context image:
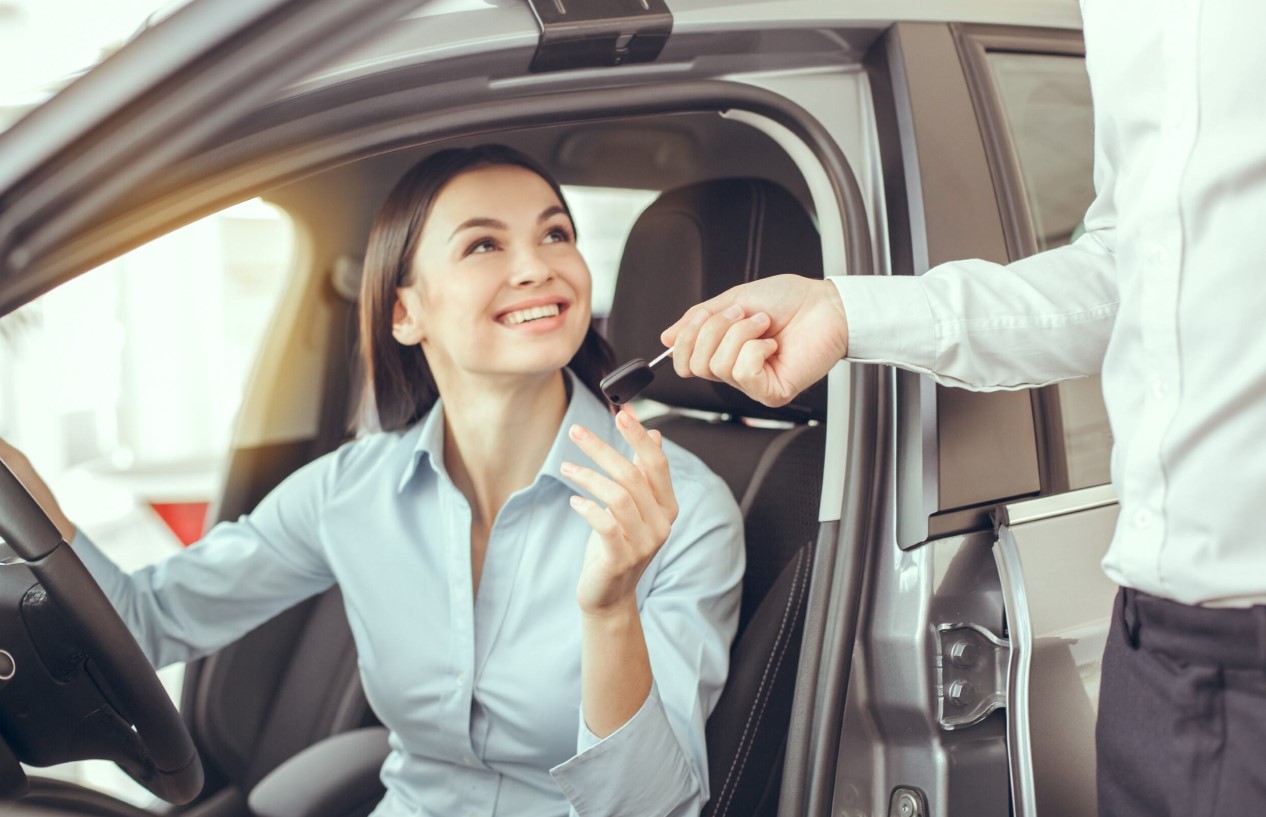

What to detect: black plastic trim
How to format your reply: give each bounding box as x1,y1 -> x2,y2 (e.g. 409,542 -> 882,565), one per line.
526,0 -> 672,73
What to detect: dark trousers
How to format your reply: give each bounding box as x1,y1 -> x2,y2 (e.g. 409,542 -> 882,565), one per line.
1097,587 -> 1266,816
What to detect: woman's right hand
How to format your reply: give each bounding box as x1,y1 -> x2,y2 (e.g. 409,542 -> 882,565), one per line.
0,437 -> 76,542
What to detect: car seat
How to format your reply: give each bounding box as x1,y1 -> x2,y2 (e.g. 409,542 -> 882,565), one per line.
607,178 -> 828,817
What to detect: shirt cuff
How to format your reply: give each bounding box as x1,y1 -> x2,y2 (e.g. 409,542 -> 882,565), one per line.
831,275 -> 938,372
550,681 -> 698,817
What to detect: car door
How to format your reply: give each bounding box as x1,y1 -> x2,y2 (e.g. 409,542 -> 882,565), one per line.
954,25 -> 1116,817
832,20 -> 1111,817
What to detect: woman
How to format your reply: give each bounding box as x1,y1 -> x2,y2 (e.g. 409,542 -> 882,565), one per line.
0,145 -> 744,817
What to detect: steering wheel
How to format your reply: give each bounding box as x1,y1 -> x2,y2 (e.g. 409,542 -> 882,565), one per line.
0,459 -> 203,804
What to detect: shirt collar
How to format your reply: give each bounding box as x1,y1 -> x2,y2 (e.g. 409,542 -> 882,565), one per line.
396,369 -> 615,495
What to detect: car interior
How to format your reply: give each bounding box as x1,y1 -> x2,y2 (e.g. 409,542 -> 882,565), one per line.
4,112 -> 835,817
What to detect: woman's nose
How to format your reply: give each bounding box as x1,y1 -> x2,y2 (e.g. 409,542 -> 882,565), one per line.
508,248 -> 554,287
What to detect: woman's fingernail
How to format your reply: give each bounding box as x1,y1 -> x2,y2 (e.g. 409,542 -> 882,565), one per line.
616,410 -> 633,429
569,424 -> 589,441
569,495 -> 584,509
722,304 -> 744,320
561,461 -> 577,476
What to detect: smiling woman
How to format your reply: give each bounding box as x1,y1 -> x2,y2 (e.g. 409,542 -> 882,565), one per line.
2,144 -> 746,817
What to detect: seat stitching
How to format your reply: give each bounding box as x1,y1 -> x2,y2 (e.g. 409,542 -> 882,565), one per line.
725,545 -> 813,813
716,546 -> 812,817
714,546 -> 811,816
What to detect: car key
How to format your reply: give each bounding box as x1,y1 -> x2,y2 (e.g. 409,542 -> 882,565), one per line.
600,348 -> 673,405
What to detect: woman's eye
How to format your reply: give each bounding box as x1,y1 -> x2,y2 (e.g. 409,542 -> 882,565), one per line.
544,227 -> 573,244
465,238 -> 497,256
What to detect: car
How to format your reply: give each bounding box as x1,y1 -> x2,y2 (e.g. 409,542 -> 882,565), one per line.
0,1 -> 1115,816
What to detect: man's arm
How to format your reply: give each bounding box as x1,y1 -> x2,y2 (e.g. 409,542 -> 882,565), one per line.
662,87 -> 1121,404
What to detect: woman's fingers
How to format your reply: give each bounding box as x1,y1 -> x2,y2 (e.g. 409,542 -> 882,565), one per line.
566,419 -> 674,542
562,461 -> 643,535
615,409 -> 677,525
568,495 -> 623,543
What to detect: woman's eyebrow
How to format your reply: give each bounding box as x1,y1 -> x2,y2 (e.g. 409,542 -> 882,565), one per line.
449,217 -> 507,241
448,207 -> 568,241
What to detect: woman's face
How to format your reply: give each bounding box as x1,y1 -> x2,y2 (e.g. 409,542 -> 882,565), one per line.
393,164 -> 593,386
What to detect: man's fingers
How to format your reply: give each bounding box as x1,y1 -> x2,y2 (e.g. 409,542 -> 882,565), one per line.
732,338 -> 792,407
661,289 -> 741,347
708,312 -> 771,389
683,305 -> 746,380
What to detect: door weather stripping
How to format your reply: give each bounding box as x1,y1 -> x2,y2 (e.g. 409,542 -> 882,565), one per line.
934,622 -> 1008,730
525,0 -> 672,73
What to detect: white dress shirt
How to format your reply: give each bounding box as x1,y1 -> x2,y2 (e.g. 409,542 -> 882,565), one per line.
835,0 -> 1266,607
70,371 -> 744,816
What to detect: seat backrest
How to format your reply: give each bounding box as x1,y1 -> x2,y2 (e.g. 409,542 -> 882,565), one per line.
607,178 -> 826,817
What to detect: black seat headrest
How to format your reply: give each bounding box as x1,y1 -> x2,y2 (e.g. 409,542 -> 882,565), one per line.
606,178 -> 827,423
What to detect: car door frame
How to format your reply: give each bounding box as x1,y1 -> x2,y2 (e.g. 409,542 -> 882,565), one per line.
0,0 -> 426,316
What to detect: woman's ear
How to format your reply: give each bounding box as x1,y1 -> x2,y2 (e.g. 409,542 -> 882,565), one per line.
391,288 -> 426,346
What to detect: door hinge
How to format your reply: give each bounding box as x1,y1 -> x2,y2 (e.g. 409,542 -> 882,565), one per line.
525,0 -> 673,73
934,622 -> 1008,730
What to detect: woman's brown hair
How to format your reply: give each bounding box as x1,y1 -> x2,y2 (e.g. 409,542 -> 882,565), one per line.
358,144 -> 615,432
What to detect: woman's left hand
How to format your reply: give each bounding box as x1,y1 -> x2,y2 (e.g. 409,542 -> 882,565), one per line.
563,407 -> 679,618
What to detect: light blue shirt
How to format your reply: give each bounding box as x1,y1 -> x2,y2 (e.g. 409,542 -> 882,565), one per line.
71,372 -> 744,817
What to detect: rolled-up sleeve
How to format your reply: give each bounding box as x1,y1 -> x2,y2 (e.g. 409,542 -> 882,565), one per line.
67,453 -> 340,669
550,463 -> 744,817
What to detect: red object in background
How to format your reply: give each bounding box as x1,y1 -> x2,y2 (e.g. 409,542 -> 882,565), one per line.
149,502 -> 209,547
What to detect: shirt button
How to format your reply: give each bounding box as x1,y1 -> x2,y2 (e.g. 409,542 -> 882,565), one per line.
1151,379 -> 1169,400
455,672 -> 466,687
1133,508 -> 1154,529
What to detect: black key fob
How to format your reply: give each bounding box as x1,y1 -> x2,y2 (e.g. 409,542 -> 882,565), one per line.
600,359 -> 655,405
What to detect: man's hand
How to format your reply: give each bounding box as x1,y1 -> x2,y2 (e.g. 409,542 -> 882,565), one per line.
660,275 -> 850,408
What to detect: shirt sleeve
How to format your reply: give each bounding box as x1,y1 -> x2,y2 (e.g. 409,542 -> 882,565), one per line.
67,452 -> 340,669
835,81 -> 1121,392
549,467 -> 744,817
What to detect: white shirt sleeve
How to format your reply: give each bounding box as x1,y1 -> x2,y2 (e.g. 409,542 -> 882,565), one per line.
835,95 -> 1122,391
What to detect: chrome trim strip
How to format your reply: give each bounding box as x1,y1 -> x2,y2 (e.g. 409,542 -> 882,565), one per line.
1003,483 -> 1117,527
993,524 -> 1036,817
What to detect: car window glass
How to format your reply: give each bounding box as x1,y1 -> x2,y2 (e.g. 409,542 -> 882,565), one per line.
0,198 -> 293,806
987,52 -> 1111,490
561,185 -> 658,318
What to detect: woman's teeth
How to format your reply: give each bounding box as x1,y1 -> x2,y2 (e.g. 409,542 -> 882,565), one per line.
502,304 -> 561,325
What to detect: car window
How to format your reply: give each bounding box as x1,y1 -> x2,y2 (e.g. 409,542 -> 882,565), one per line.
987,52 -> 1111,490
0,198 -> 293,806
